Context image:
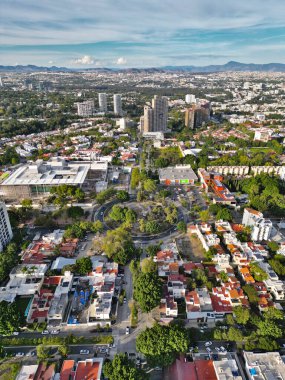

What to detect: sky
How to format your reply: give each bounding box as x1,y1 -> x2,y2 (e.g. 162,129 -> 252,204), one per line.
0,0 -> 285,68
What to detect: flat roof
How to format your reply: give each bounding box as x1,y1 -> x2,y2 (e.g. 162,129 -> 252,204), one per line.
159,165 -> 198,181
1,158 -> 90,186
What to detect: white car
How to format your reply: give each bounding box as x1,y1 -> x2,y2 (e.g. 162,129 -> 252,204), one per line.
205,341 -> 212,347
41,330 -> 49,335
125,326 -> 130,335
12,331 -> 19,336
15,352 -> 25,357
206,347 -> 212,353
26,351 -> 35,357
215,347 -> 220,352
80,349 -> 90,355
220,346 -> 227,353
51,330 -> 59,335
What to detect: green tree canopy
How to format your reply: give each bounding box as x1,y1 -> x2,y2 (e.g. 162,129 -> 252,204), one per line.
143,179 -> 157,193
103,353 -> 148,380
233,306 -> 250,325
134,272 -> 162,312
136,323 -> 188,367
141,258 -> 157,274
116,190 -> 130,202
102,227 -> 137,265
75,257 -> 92,275
67,206 -> 84,219
0,301 -> 23,335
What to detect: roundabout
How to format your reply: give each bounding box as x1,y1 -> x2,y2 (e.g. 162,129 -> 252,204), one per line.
94,196 -> 184,243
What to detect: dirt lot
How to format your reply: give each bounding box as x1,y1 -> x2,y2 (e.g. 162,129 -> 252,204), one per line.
176,234 -> 205,262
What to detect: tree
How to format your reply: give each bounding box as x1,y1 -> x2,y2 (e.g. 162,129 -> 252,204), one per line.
21,199 -> 32,209
116,190 -> 130,202
136,323 -> 188,367
0,301 -> 23,335
74,188 -> 85,202
134,272 -> 162,312
267,241 -> 279,253
103,353 -> 148,380
264,306 -> 284,320
143,179 -> 157,193
36,345 -> 51,360
243,284 -> 259,304
257,320 -> 283,338
249,262 -> 268,282
102,227 -> 137,265
199,209 -> 210,222
177,221 -> 187,233
146,244 -> 161,258
165,204 -> 178,224
130,168 -> 140,189
125,209 -> 137,226
227,327 -> 244,342
233,306 -> 250,325
109,205 -> 126,222
67,206 -> 84,219
268,256 -> 285,276
216,208 -> 232,221
75,257 -> 92,275
141,258 -> 157,274
144,221 -> 160,234
219,271 -> 229,283
58,344 -> 69,357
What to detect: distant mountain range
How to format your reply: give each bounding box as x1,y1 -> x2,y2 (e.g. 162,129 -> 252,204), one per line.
0,61 -> 285,73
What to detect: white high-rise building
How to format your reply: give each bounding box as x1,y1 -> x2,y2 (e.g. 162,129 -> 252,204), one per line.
0,202 -> 13,252
76,100 -> 94,116
185,94 -> 196,104
113,94 -> 122,115
242,208 -> 272,241
98,93 -> 107,112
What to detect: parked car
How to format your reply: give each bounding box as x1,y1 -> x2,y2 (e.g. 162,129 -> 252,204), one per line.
215,347 -> 220,352
15,352 -> 24,357
51,330 -> 59,335
80,349 -> 90,355
41,330 -> 49,335
206,347 -> 212,353
123,297 -> 127,303
12,332 -> 19,336
26,351 -> 35,357
125,326 -> 130,335
220,346 -> 227,353
205,341 -> 212,347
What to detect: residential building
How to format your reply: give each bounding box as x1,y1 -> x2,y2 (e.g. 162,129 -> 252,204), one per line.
0,202 -> 13,252
60,358 -> 103,380
243,351 -> 285,380
213,358 -> 242,380
141,95 -> 168,132
160,295 -> 178,318
76,100 -> 94,116
16,365 -> 39,380
185,94 -> 196,104
98,93 -> 107,112
185,103 -> 210,129
186,288 -> 215,321
0,263 -> 48,303
242,208 -> 272,241
113,94 -> 122,115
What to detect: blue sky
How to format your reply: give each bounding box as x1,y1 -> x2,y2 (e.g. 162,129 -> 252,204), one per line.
0,0 -> 285,67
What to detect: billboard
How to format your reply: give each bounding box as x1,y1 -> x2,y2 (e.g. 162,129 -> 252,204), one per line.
180,179 -> 189,184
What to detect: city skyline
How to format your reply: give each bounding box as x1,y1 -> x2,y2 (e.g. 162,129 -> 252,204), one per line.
0,0 -> 285,67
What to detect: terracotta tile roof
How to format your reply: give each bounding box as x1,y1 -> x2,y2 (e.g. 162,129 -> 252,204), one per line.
60,360 -> 75,380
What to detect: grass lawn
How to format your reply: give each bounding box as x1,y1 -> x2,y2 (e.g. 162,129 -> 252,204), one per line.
248,147 -> 272,153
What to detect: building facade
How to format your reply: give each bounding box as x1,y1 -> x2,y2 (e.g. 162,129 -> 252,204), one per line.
141,95 -> 168,132
113,94 -> 122,115
0,202 -> 13,252
76,100 -> 94,116
98,93 -> 107,112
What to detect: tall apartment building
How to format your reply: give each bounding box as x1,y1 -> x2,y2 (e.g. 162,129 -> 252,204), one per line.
185,103 -> 210,129
142,95 -> 168,133
185,94 -> 196,104
242,208 -> 272,241
76,100 -> 94,116
98,93 -> 107,112
0,202 -> 13,252
113,94 -> 122,115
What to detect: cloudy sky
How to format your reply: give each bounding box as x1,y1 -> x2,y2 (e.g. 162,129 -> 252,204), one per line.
0,0 -> 285,67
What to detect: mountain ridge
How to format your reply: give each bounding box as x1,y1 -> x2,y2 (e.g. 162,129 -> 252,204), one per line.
0,61 -> 285,73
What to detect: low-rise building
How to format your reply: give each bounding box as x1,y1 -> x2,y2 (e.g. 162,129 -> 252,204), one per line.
243,351 -> 285,380
159,165 -> 198,186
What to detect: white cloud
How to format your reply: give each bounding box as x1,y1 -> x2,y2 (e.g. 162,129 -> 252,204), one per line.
48,60 -> 54,64
116,57 -> 127,65
74,55 -> 95,65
